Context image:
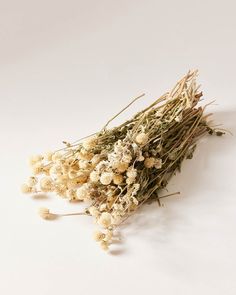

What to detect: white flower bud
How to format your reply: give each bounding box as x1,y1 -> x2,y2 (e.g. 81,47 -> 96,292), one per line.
93,230 -> 105,242
40,177 -> 53,192
100,172 -> 113,185
98,212 -> 112,228
38,207 -> 53,219
89,206 -> 99,217
83,136 -> 97,150
21,183 -> 32,194
135,133 -> 148,145
90,171 -> 100,182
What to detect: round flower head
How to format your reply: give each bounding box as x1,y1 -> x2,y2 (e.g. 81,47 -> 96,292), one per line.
43,166 -> 51,176
155,158 -> 162,169
28,176 -> 38,187
113,174 -> 123,185
90,171 -> 100,182
68,170 -> 78,179
51,152 -> 62,162
49,164 -> 62,176
99,203 -> 107,211
135,132 -> 149,145
100,240 -> 109,251
126,168 -> 137,179
100,172 -> 113,185
103,229 -> 113,242
93,230 -> 105,242
56,175 -> 68,184
144,157 -> 155,168
32,163 -> 44,175
38,207 -> 53,219
29,154 -> 43,166
21,183 -> 32,194
137,150 -> 145,162
91,154 -> 101,166
40,177 -> 54,192
126,177 -> 135,185
44,151 -> 54,162
55,183 -> 67,197
78,149 -> 93,161
66,189 -> 77,201
76,185 -> 89,200
83,136 -> 97,150
98,212 -> 112,228
89,206 -> 99,217
79,160 -> 91,170
76,171 -> 88,184
66,178 -> 77,188
61,165 -> 70,174
113,162 -> 129,173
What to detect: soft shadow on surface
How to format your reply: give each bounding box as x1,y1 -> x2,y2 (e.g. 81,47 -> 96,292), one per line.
32,193 -> 49,200
117,109 -> 236,251
108,231 -> 127,255
109,248 -> 127,256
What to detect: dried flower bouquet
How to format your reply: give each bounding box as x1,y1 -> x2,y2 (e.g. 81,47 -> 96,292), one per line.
21,71 -> 223,251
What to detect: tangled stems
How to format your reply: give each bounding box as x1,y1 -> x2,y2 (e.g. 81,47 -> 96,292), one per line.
21,70 -> 222,251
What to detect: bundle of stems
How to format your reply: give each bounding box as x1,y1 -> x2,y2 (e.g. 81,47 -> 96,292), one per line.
21,70 -> 223,251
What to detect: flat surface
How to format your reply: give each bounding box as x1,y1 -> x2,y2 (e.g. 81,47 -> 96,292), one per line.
0,1 -> 236,294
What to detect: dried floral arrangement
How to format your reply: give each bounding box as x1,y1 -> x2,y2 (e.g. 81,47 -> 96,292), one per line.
21,71 -> 224,251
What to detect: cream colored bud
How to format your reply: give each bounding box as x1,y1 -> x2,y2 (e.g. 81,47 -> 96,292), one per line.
29,155 -> 43,166
76,171 -> 88,184
90,171 -> 100,182
40,177 -> 53,192
83,136 -> 97,150
98,212 -> 112,228
49,164 -> 62,176
89,206 -> 99,217
28,176 -> 38,186
76,185 -> 89,200
103,229 -> 113,242
38,207 -> 53,219
68,170 -> 78,179
51,152 -> 62,162
44,151 -> 54,161
113,162 -> 129,173
99,203 -> 107,211
21,183 -> 32,194
135,133 -> 149,145
66,189 -> 76,200
113,174 -> 123,185
155,158 -> 162,169
93,230 -> 105,242
78,149 -> 93,161
80,160 -> 92,170
32,163 -> 43,175
126,168 -> 137,179
144,157 -> 155,168
100,240 -> 109,251
100,172 -> 113,185
91,154 -> 101,166
126,177 -> 135,185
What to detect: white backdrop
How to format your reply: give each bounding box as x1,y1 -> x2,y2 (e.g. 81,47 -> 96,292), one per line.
0,1 -> 236,294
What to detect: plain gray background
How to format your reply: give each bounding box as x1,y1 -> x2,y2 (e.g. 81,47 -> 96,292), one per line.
0,1 -> 236,294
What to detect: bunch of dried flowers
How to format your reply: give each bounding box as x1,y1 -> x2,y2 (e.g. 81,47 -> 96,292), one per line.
21,71 -> 224,251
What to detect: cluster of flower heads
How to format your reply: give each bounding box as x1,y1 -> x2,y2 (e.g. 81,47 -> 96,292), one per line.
22,130 -> 165,250
22,71 -> 219,251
